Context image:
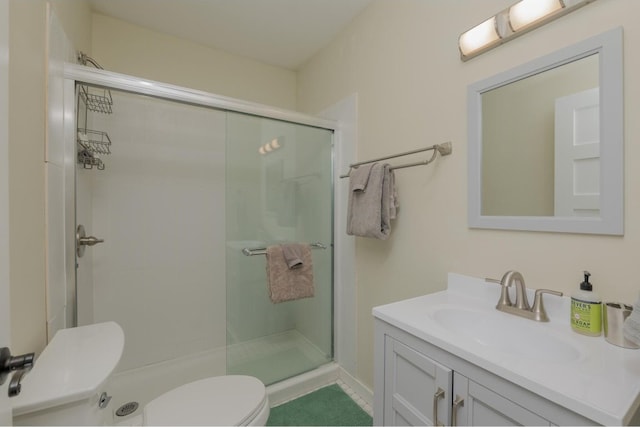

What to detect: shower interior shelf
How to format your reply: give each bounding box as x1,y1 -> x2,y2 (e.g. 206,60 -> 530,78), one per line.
79,84 -> 113,114
77,129 -> 111,170
78,129 -> 111,155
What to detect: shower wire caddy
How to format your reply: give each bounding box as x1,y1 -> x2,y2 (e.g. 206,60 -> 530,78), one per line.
77,128 -> 111,170
79,84 -> 113,114
76,52 -> 114,170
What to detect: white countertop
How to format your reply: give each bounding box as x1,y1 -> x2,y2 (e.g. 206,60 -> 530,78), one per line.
372,273 -> 640,425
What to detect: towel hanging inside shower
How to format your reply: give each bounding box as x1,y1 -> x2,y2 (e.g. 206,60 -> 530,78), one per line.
265,244 -> 315,304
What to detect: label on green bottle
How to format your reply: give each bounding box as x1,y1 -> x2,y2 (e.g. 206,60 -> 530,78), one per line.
571,298 -> 602,334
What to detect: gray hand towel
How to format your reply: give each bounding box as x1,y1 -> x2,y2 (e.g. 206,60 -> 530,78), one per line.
378,164 -> 397,236
281,243 -> 304,269
265,244 -> 314,303
388,167 -> 398,220
349,163 -> 375,191
347,163 -> 398,239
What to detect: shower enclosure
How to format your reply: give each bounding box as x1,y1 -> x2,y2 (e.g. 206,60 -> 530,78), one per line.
70,75 -> 334,410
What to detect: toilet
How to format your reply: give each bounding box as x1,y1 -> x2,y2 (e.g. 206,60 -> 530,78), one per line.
11,322 -> 270,426
144,375 -> 269,426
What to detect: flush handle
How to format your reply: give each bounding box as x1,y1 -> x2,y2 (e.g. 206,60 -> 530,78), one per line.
77,224 -> 105,257
98,391 -> 112,409
0,347 -> 35,397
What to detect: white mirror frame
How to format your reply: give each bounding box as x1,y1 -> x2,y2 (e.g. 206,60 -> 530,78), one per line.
468,27 -> 623,235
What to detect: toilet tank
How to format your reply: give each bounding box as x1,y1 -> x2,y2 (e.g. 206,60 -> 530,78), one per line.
11,322 -> 125,426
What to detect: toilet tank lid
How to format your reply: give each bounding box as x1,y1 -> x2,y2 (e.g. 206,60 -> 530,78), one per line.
144,375 -> 267,426
11,322 -> 125,416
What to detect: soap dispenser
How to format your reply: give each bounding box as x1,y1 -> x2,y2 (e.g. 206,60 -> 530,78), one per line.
570,271 -> 602,336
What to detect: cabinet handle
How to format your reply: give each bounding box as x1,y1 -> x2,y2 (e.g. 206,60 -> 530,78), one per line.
432,387 -> 445,427
451,395 -> 465,426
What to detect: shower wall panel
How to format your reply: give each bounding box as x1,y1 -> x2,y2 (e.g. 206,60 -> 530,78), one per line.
79,90 -> 227,372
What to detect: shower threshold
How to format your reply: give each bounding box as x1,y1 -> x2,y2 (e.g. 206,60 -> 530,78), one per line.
227,329 -> 332,386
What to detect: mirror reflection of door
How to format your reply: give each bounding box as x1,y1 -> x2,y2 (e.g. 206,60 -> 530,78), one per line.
554,88 -> 600,217
480,54 -> 599,217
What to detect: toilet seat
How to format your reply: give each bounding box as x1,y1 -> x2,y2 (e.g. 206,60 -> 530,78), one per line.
143,375 -> 269,426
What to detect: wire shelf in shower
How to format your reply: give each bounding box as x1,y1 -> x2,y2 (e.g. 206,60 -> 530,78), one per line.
77,128 -> 112,155
77,128 -> 111,170
79,84 -> 113,114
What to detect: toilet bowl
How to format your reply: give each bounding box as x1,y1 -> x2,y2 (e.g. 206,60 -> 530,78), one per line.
11,322 -> 269,426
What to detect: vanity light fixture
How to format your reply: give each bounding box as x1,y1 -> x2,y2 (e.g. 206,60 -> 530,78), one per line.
459,0 -> 598,61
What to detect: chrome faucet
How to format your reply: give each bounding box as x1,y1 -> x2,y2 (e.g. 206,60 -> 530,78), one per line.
486,271 -> 562,322
504,270 -> 529,310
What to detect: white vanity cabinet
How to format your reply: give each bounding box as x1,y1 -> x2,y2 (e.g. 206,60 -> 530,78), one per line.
383,335 -> 452,425
452,373 -> 548,426
375,319 -> 596,426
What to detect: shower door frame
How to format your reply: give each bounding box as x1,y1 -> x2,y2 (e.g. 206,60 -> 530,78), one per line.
60,64 -> 356,376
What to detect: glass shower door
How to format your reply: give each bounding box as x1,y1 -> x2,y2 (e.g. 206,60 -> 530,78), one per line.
225,112 -> 334,385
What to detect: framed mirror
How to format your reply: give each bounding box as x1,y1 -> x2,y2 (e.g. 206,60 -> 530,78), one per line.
468,27 -> 623,235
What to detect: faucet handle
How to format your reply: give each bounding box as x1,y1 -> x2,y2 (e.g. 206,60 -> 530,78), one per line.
485,277 -> 512,308
531,289 -> 563,322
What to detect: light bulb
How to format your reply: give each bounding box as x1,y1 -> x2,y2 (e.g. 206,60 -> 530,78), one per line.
509,0 -> 564,32
459,17 -> 501,57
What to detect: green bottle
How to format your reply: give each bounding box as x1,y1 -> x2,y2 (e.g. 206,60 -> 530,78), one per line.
570,271 -> 602,336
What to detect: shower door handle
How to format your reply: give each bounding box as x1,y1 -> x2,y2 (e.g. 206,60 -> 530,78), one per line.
77,224 -> 105,257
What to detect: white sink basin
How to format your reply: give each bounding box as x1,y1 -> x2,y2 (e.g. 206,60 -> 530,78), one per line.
429,306 -> 583,363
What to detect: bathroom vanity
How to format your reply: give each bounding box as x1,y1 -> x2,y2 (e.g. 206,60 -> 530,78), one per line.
373,273 -> 640,426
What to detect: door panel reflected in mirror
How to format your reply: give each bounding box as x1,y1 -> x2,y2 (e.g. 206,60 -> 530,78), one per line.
481,54 -> 599,217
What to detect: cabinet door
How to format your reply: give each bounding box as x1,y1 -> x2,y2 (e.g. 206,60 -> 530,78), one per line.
384,337 -> 453,426
453,373 -> 550,426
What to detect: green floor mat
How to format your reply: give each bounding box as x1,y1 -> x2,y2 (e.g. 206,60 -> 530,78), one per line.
267,384 -> 373,426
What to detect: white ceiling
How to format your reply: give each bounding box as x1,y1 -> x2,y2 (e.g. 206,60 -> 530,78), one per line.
89,0 -> 372,70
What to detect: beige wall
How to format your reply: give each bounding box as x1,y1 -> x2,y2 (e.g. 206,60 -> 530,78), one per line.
49,0 -> 93,54
91,13 -> 297,110
298,0 -> 640,389
9,0 -> 47,355
8,0 -> 91,355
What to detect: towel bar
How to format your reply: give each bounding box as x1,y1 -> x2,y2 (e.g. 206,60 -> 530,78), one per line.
242,242 -> 327,256
339,142 -> 452,178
